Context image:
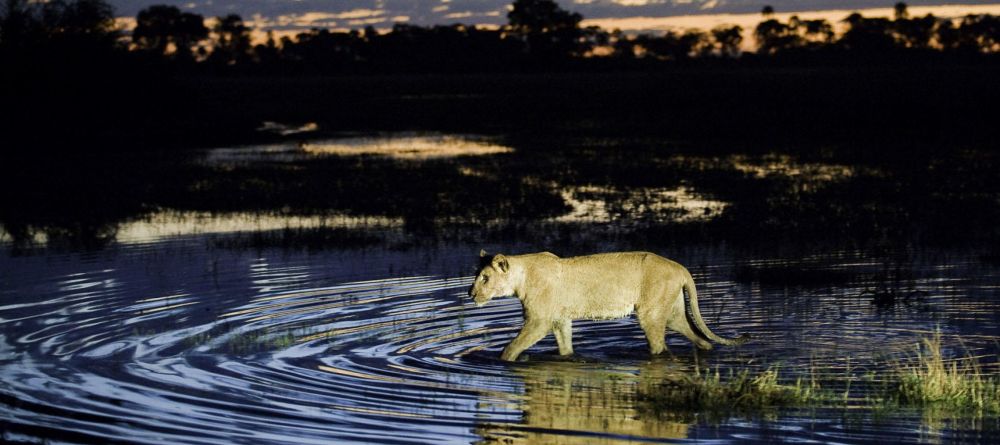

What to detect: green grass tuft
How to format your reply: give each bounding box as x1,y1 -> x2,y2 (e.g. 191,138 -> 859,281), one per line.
641,366 -> 821,416
642,332 -> 1000,421
890,331 -> 1000,414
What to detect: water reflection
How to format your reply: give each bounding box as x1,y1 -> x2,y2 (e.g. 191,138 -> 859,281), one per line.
477,359 -> 692,444
4,132 -> 996,252
256,121 -> 320,136
554,185 -> 728,224
728,154 -> 857,183
301,134 -> 513,160
115,211 -> 401,244
204,133 -> 513,165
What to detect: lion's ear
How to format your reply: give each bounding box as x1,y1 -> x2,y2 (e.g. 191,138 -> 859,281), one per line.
479,249 -> 487,258
492,254 -> 509,273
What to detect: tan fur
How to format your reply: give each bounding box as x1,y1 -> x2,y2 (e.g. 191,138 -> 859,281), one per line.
469,251 -> 749,361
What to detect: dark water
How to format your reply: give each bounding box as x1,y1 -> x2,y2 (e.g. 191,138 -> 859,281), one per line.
3,134 -> 1000,443
3,238 -> 1000,443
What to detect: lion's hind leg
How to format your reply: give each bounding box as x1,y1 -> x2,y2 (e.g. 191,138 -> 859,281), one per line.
553,319 -> 574,356
636,309 -> 668,355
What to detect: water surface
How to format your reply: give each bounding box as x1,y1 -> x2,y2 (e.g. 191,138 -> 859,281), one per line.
3,236 -> 1000,443
3,133 -> 1000,443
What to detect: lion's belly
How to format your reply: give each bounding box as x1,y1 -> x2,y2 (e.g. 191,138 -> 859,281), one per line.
559,279 -> 642,320
572,301 -> 636,320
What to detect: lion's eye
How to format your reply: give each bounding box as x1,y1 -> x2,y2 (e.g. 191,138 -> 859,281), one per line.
482,276 -> 489,283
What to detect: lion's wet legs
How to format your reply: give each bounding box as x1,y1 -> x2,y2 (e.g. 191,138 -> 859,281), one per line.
501,319 -> 549,361
637,313 -> 667,355
552,319 -> 573,355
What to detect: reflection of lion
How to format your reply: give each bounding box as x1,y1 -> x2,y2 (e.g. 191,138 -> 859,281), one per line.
469,251 -> 749,361
473,359 -> 691,444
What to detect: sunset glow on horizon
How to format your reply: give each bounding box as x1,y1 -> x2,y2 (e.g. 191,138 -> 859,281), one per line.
581,3 -> 1000,33
113,2 -> 1000,49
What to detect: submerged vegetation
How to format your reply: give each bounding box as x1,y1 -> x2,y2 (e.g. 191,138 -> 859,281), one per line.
642,333 -> 1000,420
182,327 -> 301,355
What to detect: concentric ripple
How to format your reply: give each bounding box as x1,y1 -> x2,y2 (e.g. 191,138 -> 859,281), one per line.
3,244 -> 1000,444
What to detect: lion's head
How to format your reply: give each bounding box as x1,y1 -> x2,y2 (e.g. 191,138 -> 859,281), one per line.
469,251 -> 514,306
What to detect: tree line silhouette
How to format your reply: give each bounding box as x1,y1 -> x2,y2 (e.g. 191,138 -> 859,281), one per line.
1,0 -> 998,159
2,0 -> 999,74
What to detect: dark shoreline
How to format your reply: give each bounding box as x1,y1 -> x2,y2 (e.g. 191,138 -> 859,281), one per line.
2,65 -> 999,253
4,64 -> 999,156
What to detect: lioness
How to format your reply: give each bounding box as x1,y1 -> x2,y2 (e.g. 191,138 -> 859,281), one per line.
469,251 -> 749,361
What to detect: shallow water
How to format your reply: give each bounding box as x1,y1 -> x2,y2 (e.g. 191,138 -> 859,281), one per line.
3,133 -> 1000,443
3,235 -> 1000,444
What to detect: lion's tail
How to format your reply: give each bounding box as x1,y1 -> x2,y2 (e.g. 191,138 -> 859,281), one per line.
682,276 -> 750,346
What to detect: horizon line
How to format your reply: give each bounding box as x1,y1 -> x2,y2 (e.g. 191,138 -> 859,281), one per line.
113,2 -> 1000,48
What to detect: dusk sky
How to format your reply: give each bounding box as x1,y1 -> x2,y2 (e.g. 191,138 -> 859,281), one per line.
109,0 -> 1000,33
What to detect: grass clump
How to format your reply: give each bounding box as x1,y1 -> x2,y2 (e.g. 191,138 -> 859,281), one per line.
642,332 -> 1000,421
890,332 -> 1000,415
641,366 -> 820,416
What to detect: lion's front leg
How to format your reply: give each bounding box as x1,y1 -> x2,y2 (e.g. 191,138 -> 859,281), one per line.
501,318 -> 549,361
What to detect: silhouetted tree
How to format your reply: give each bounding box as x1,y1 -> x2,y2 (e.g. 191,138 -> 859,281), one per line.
755,15 -> 832,55
133,5 -> 208,60
956,14 -> 1000,52
931,15 -> 999,52
761,5 -> 775,18
793,16 -> 835,46
210,13 -> 251,66
1,0 -> 118,58
894,2 -> 908,20
892,13 -> 937,49
634,30 -> 709,60
754,18 -> 795,54
839,12 -> 896,53
506,0 -> 586,57
935,18 -> 961,50
608,29 -> 635,58
579,25 -> 609,56
37,0 -> 118,49
38,1 -> 111,33
253,30 -> 280,66
362,23 -> 521,72
711,25 -> 743,57
281,28 -> 365,72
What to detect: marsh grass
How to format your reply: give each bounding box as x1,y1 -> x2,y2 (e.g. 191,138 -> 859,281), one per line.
640,365 -> 825,422
642,333 -> 1000,421
890,332 -> 1000,415
650,357 -> 871,412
